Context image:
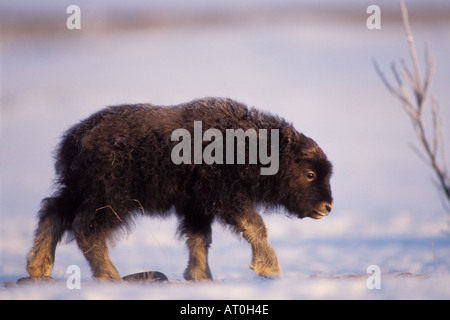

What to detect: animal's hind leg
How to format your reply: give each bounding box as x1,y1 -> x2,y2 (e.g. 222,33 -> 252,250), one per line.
27,197 -> 66,277
72,213 -> 121,281
75,232 -> 121,280
27,215 -> 59,277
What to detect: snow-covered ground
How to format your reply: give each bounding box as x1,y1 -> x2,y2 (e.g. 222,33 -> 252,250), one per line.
1,1 -> 450,299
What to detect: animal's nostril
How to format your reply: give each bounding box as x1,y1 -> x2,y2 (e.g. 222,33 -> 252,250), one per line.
325,204 -> 332,213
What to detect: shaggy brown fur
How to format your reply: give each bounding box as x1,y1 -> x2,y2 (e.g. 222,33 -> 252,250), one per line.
26,97 -> 333,280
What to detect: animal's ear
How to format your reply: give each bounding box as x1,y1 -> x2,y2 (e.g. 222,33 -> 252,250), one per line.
280,127 -> 300,144
280,127 -> 320,160
280,127 -> 301,154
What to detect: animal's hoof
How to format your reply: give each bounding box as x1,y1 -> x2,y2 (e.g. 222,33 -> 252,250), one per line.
183,267 -> 213,281
251,263 -> 283,278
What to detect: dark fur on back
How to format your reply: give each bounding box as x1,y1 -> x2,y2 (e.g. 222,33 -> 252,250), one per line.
26,97 -> 333,280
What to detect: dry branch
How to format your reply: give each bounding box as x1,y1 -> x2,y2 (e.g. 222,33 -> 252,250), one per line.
374,0 -> 449,210
96,205 -> 123,222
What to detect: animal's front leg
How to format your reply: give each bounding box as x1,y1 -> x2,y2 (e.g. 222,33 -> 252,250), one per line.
182,220 -> 213,281
235,210 -> 282,277
184,233 -> 212,280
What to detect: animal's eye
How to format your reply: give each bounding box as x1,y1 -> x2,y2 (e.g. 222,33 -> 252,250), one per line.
306,172 -> 316,181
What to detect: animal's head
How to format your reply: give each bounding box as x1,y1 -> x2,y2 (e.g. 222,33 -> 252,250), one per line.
278,127 -> 333,219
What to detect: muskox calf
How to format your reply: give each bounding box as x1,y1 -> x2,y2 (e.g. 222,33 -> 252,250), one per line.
26,97 -> 333,281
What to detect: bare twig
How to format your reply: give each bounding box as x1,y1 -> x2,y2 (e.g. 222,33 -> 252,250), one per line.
130,198 -> 168,259
96,205 -> 123,222
400,0 -> 423,104
374,0 -> 450,211
131,198 -> 146,215
430,240 -> 439,273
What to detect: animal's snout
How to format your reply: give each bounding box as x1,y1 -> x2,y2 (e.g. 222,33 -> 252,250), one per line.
321,202 -> 333,216
311,202 -> 333,219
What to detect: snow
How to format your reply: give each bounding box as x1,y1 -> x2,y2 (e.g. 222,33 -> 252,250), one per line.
3,273 -> 450,300
2,1 -> 450,299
